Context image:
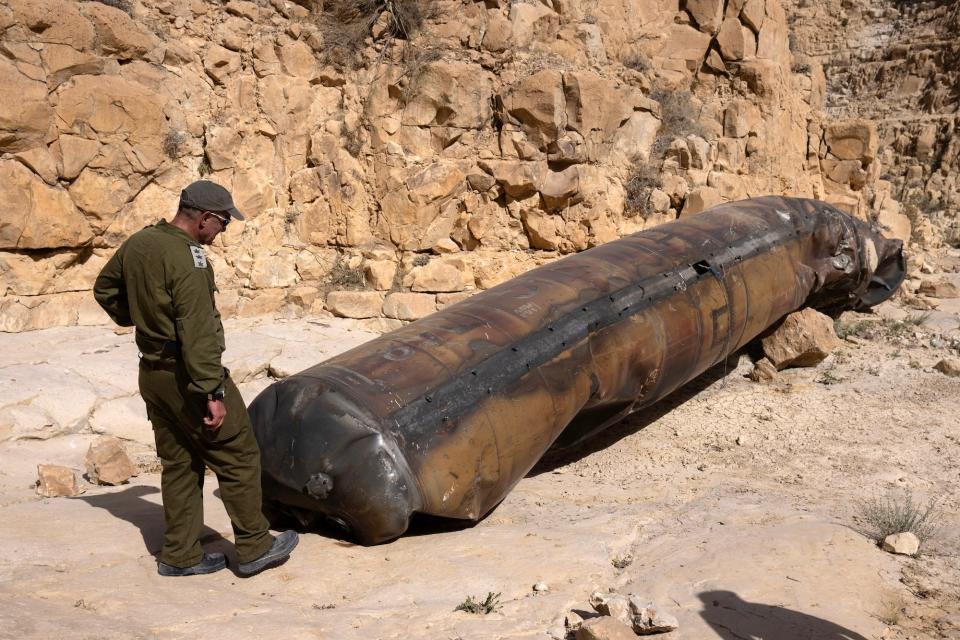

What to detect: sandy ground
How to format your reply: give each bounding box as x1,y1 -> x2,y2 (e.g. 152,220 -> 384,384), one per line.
0,297 -> 958,640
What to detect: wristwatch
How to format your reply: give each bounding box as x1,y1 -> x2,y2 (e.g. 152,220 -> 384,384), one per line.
208,388 -> 226,402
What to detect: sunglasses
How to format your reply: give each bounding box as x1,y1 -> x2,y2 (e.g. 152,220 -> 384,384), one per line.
207,211 -> 230,228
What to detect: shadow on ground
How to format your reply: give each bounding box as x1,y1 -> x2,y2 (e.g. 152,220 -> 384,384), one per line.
698,590 -> 870,640
76,485 -> 230,559
531,353 -> 744,475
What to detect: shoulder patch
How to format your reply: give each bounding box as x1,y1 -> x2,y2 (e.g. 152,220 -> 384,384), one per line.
189,246 -> 208,268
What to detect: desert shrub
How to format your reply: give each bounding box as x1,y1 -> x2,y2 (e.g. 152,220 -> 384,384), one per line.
163,129 -> 186,159
312,0 -> 436,67
648,86 -> 710,160
327,255 -> 366,289
624,164 -> 661,218
454,592 -> 501,615
622,53 -> 650,72
857,490 -> 942,545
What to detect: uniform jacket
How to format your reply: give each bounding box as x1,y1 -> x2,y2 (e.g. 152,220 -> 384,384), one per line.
93,220 -> 226,395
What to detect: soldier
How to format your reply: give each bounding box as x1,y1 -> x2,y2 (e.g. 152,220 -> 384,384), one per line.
93,180 -> 298,577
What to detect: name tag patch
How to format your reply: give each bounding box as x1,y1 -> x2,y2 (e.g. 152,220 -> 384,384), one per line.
190,246 -> 208,268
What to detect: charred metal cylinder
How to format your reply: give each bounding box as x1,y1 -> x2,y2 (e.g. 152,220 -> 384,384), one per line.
249,196 -> 905,544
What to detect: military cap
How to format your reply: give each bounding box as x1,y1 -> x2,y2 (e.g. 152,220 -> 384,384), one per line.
179,180 -> 245,221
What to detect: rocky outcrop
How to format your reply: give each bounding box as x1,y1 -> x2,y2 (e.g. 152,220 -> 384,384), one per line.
0,0 -> 919,332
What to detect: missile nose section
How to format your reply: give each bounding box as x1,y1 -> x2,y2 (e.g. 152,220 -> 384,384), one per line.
249,377 -> 422,545
855,233 -> 906,310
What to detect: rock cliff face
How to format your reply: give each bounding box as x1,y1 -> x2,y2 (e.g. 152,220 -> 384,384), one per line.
0,0 -> 938,331
786,0 -> 959,248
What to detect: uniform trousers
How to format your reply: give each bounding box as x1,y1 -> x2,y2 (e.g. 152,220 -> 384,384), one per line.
139,358 -> 273,568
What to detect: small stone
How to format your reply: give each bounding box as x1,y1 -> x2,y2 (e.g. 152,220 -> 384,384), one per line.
565,611 -> 585,629
628,597 -> 680,634
533,581 -> 549,593
589,591 -> 632,626
934,359 -> 960,377
882,532 -> 920,556
85,436 -> 137,485
749,357 -> 778,382
577,616 -> 638,640
36,464 -> 84,497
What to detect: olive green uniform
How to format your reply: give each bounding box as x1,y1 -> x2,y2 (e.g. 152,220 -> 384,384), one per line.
94,220 -> 272,568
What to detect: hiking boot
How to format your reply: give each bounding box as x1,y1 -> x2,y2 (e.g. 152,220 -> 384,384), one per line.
157,552 -> 227,577
238,530 -> 299,577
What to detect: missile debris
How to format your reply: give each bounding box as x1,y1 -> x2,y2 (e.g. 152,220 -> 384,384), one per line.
250,196 -> 905,544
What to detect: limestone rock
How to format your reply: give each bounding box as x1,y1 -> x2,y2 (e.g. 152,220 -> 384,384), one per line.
82,2 -> 158,60
204,44 -> 241,84
0,58 -> 53,153
401,62 -> 494,129
826,121 -> 877,162
365,260 -> 398,290
749,357 -> 778,382
740,0 -> 765,32
918,279 -> 959,299
661,24 -> 713,63
590,591 -> 633,626
509,2 -> 560,48
0,160 -> 93,250
576,617 -> 637,640
36,464 -> 84,498
85,436 -> 137,485
89,396 -> 153,446
933,359 -> 960,377
686,0 -> 724,34
326,291 -> 383,319
628,597 -> 680,635
55,75 -> 167,174
383,292 -> 436,320
502,70 -> 566,150
761,308 -> 841,370
682,187 -> 723,216
716,17 -> 747,61
7,0 -> 96,51
407,259 -> 474,293
882,532 -> 920,556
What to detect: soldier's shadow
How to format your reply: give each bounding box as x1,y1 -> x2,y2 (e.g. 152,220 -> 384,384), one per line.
698,590 -> 870,640
76,484 -> 229,559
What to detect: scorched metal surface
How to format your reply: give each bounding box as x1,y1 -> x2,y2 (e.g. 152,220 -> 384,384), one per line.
249,196 -> 906,544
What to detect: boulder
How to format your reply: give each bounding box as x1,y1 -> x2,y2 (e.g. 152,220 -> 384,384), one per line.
7,0 -> 96,51
55,75 -> 167,173
825,121 -> 877,162
407,258 -> 474,292
716,17 -> 747,61
55,135 -> 101,181
628,597 -> 680,635
36,464 -> 84,498
590,591 -> 633,625
661,24 -> 713,63
0,58 -> 53,153
501,70 -> 566,150
204,44 -> 241,84
723,100 -> 760,138
365,260 -> 398,290
383,292 -> 436,320
918,279 -> 959,299
326,291 -> 383,319
82,2 -> 158,60
509,2 -> 560,48
564,72 -> 652,145
882,532 -> 920,556
740,0 -> 765,31
401,62 -> 494,129
85,436 -> 137,485
576,617 -> 637,640
681,186 -> 723,216
933,359 -> 960,377
686,0 -> 724,34
482,14 -> 512,52
761,308 -> 840,370
0,160 -> 93,250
